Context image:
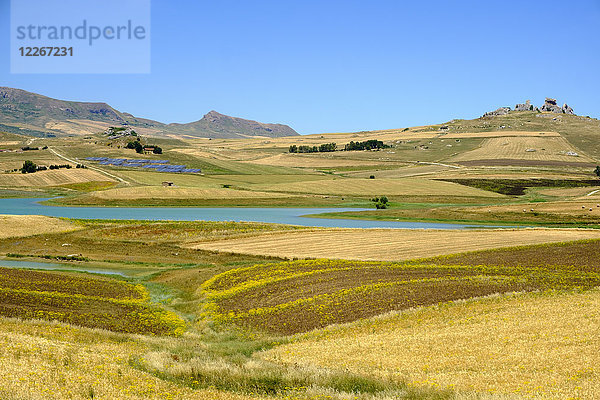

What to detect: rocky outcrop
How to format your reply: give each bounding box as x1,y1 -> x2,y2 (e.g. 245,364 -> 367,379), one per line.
539,98 -> 574,114
562,103 -> 574,115
483,107 -> 511,117
515,100 -> 538,112
540,98 -> 562,113
483,98 -> 575,118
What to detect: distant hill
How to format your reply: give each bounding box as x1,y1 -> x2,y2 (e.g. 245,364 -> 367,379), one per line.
169,110 -> 299,139
0,87 -> 299,138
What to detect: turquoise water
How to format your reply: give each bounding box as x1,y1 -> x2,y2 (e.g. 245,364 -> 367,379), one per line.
0,197 -> 488,229
0,259 -> 125,276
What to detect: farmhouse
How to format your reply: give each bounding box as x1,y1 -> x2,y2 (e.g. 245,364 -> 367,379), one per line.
143,146 -> 156,155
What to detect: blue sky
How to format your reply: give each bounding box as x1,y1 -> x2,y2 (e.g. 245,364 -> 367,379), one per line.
1,0 -> 599,134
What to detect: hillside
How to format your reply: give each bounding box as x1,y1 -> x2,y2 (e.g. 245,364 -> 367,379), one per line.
0,87 -> 299,139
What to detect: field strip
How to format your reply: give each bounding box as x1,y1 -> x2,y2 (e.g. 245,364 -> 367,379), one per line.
450,136 -> 593,162
188,228 -> 600,261
48,147 -> 128,184
86,186 -> 292,200
0,168 -> 110,187
0,215 -> 80,239
443,130 -> 560,138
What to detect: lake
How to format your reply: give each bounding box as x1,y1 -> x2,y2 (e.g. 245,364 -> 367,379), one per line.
0,259 -> 126,276
0,197 -> 489,229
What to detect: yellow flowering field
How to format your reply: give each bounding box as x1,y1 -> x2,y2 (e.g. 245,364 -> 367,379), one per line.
0,267 -> 185,336
201,259 -> 600,334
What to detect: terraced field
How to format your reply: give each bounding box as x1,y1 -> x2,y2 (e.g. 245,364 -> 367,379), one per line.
0,268 -> 184,335
190,228 -> 600,261
201,259 -> 600,334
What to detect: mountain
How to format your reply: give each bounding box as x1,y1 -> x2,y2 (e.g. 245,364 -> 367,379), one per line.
0,87 -> 299,138
0,87 -> 161,130
168,110 -> 299,139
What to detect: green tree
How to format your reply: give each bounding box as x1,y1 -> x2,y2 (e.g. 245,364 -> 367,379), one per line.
594,166 -> 600,178
20,160 -> 37,174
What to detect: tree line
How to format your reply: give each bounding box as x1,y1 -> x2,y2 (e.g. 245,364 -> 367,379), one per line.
288,140 -> 389,153
289,143 -> 336,153
19,160 -> 84,174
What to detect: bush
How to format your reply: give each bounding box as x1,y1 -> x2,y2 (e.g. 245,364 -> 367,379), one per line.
369,175 -> 375,179
371,195 -> 388,209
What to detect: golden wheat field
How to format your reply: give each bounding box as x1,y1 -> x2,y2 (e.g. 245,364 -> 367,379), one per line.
0,215 -> 79,239
481,200 -> 600,216
262,289 -> 600,399
189,228 -> 600,261
450,136 -> 593,162
442,130 -> 560,139
85,186 -> 292,201
0,318 -> 266,400
248,178 -> 504,198
0,169 -> 113,187
243,153 -> 385,168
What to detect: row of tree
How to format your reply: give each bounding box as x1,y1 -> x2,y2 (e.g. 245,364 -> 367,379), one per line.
287,140 -> 389,153
289,143 -> 337,153
20,161 -> 79,174
21,146 -> 48,151
344,140 -> 388,151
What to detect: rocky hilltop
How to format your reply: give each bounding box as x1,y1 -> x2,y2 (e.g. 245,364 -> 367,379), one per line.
483,98 -> 575,117
0,87 -> 299,138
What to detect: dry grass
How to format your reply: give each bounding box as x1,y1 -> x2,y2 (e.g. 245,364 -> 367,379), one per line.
0,318 -> 264,400
189,228 -> 600,261
450,136 -> 593,162
0,169 -> 112,187
0,215 -> 79,239
262,289 -> 600,399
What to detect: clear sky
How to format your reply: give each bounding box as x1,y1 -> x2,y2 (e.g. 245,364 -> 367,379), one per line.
1,0 -> 599,134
